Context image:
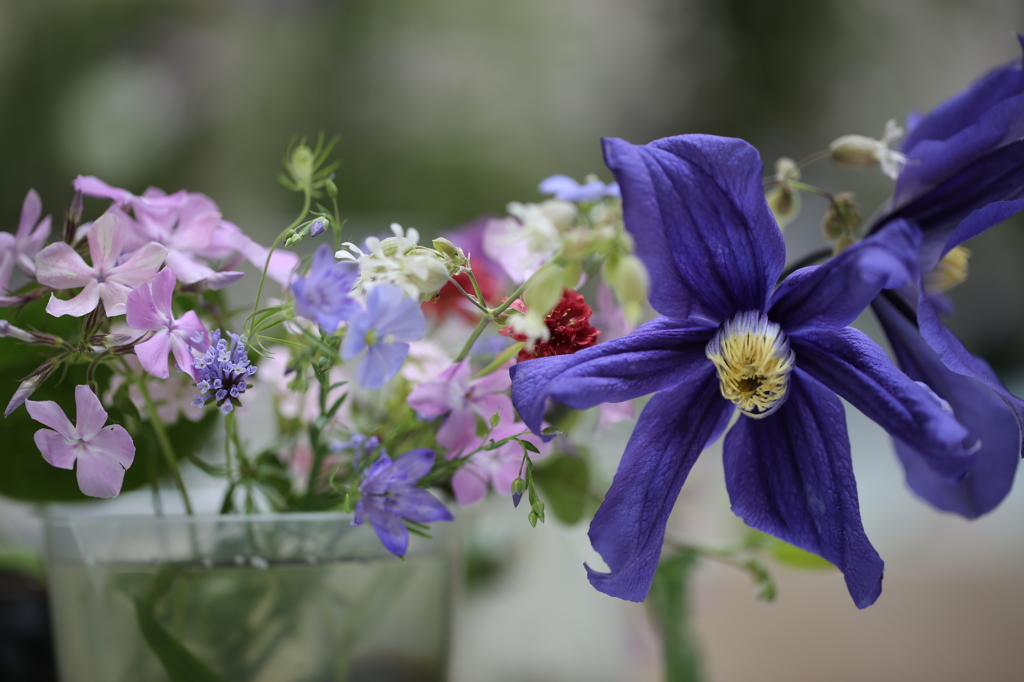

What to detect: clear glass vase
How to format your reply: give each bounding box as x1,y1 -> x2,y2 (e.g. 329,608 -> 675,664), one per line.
45,512 -> 457,682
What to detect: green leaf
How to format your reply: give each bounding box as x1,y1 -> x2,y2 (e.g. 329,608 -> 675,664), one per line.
531,455 -> 588,525
770,540 -> 835,571
518,438 -> 540,454
134,597 -> 224,682
648,550 -> 703,682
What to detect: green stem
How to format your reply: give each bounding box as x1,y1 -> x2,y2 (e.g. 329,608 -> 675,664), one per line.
137,380 -> 193,515
246,189 -> 311,336
491,279 -> 529,317
788,180 -> 834,201
465,271 -> 487,306
454,315 -> 490,362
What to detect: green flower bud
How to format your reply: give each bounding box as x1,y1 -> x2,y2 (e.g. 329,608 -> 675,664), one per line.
325,178 -> 338,199
523,265 -> 566,319
531,499 -> 545,516
822,192 -> 860,241
767,185 -> 800,228
290,145 -> 315,188
828,135 -> 879,168
512,478 -> 527,495
528,511 -> 539,527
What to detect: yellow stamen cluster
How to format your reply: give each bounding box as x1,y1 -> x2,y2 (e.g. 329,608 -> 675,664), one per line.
705,311 -> 795,419
924,246 -> 970,294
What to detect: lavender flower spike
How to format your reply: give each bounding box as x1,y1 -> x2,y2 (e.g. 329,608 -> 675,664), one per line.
291,244 -> 360,332
352,448 -> 454,557
341,284 -> 425,390
26,384 -> 135,498
191,330 -> 257,414
512,135 -> 975,608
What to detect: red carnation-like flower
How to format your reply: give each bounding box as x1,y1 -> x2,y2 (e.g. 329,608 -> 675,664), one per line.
500,289 -> 600,362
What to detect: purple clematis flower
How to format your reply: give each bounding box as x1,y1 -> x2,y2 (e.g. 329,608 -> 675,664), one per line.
291,244 -> 360,332
34,212 -> 167,317
862,37 -> 1024,518
538,174 -> 620,202
406,360 -> 513,452
341,284 -> 425,390
26,384 -> 135,498
352,448 -> 454,557
511,135 -> 974,608
126,268 -> 208,379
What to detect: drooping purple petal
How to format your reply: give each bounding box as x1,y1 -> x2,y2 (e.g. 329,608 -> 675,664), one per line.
366,506 -> 410,557
510,317 -> 715,438
769,220 -> 920,333
792,327 -> 974,476
74,175 -> 134,204
602,135 -> 785,322
723,370 -> 884,608
873,295 -> 1019,517
74,384 -> 109,441
586,368 -> 732,602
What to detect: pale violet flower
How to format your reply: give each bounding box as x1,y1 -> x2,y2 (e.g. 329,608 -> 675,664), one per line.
482,200 -> 575,283
539,174 -> 620,202
126,268 -> 208,379
337,223 -> 449,299
34,212 -> 167,317
407,360 -> 513,451
26,384 -> 136,498
341,284 -> 425,390
291,244 -> 360,332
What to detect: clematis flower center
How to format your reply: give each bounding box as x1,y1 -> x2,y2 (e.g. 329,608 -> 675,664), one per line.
705,310 -> 795,419
924,245 -> 970,294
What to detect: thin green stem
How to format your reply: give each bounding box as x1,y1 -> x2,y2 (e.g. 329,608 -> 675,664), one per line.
246,189 -> 311,336
136,379 -> 193,515
491,279 -> 529,317
454,315 -> 490,362
446,276 -> 489,313
788,180 -> 834,201
465,271 -> 487,306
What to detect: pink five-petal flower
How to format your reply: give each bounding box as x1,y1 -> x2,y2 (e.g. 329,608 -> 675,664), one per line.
126,268 -> 208,379
407,360 -> 513,452
26,384 -> 135,498
450,421 -> 551,506
10,189 -> 52,276
35,212 -> 167,317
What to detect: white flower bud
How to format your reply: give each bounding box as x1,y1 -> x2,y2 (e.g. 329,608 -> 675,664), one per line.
523,264 -> 565,319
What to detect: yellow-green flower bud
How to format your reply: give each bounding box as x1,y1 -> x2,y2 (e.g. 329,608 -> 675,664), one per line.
289,145 -> 315,189
822,192 -> 861,241
523,264 -> 565,319
828,135 -> 879,168
924,246 -> 970,293
767,185 -> 801,228
325,178 -> 338,199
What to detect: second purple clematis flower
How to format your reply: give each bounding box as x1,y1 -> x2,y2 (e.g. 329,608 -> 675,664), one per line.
511,135 -> 974,608
26,385 -> 135,498
35,212 -> 167,317
126,268 -> 208,379
352,448 -> 454,557
291,244 -> 360,332
341,284 -> 425,390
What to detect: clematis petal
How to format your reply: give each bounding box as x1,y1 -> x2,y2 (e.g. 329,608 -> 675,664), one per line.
510,317 -> 715,439
134,332 -> 173,379
107,242 -> 168,288
366,507 -> 410,557
723,370 -> 884,609
388,489 -> 454,524
602,135 -> 785,322
74,384 -> 109,441
33,430 -> 77,469
87,213 -> 126,272
46,282 -> 100,318
34,242 -> 95,289
874,296 -> 1019,517
25,400 -> 76,440
769,220 -> 920,333
357,342 -> 409,390
586,368 -> 732,602
792,327 -> 974,476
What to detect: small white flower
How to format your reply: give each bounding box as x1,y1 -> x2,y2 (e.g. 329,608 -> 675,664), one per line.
483,200 -> 577,283
336,223 -> 449,299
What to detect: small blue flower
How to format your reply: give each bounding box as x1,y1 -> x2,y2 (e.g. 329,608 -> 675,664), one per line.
538,174 -> 620,202
341,284 -> 425,390
352,448 -> 453,557
191,330 -> 257,414
291,244 -> 360,332
331,433 -> 381,466
308,217 -> 327,238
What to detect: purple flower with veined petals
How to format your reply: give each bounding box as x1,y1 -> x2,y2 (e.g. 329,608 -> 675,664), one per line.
352,448 -> 454,557
538,174 -> 620,202
341,284 -> 425,390
291,244 -> 359,332
191,330 -> 257,414
857,39 -> 1024,518
511,135 -> 974,608
407,360 -> 513,452
34,212 -> 167,317
126,268 -> 208,379
26,384 -> 135,498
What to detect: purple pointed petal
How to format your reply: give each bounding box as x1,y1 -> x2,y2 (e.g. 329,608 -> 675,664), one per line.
602,135 -> 785,322
724,370 -> 884,608
367,507 -> 410,557
769,220 -> 920,333
126,282 -> 165,331
792,327 -> 973,476
25,400 -> 76,440
356,342 -> 409,390
33,430 -> 77,469
586,367 -> 732,601
17,190 -> 42,240
150,268 -> 176,315
74,176 -> 134,204
107,242 -> 168,288
135,332 -> 172,379
46,282 -> 100,318
391,448 -> 436,482
163,250 -> 217,285
74,384 -> 109,441
874,296 -> 1019,517
34,242 -> 95,289
510,317 -> 715,438
390,489 -> 454,523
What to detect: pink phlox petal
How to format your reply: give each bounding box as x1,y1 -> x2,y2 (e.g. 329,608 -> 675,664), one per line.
0,249 -> 14,295
126,280 -> 167,331
87,213 -> 126,272
46,281 -> 100,317
229,229 -> 299,285
163,249 -> 217,285
134,332 -> 173,379
17,190 -> 42,240
203,220 -> 242,261
169,210 -> 219,254
74,176 -> 134,205
34,242 -> 95,289
150,268 -> 176,314
106,242 -> 168,288
76,426 -> 134,498
469,365 -> 512,395
406,380 -> 455,418
437,407 -> 478,452
451,465 -> 489,506
470,393 -> 513,425
597,401 -> 635,430
74,384 -> 110,441
25,399 -> 76,440
97,280 -> 133,317
33,430 -> 77,470
16,215 -> 51,275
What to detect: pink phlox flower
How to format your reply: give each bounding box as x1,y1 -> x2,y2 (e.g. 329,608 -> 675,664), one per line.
407,360 -> 513,452
4,189 -> 52,277
34,212 -> 167,318
126,268 -> 208,379
450,421 -> 551,506
26,384 -> 135,498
